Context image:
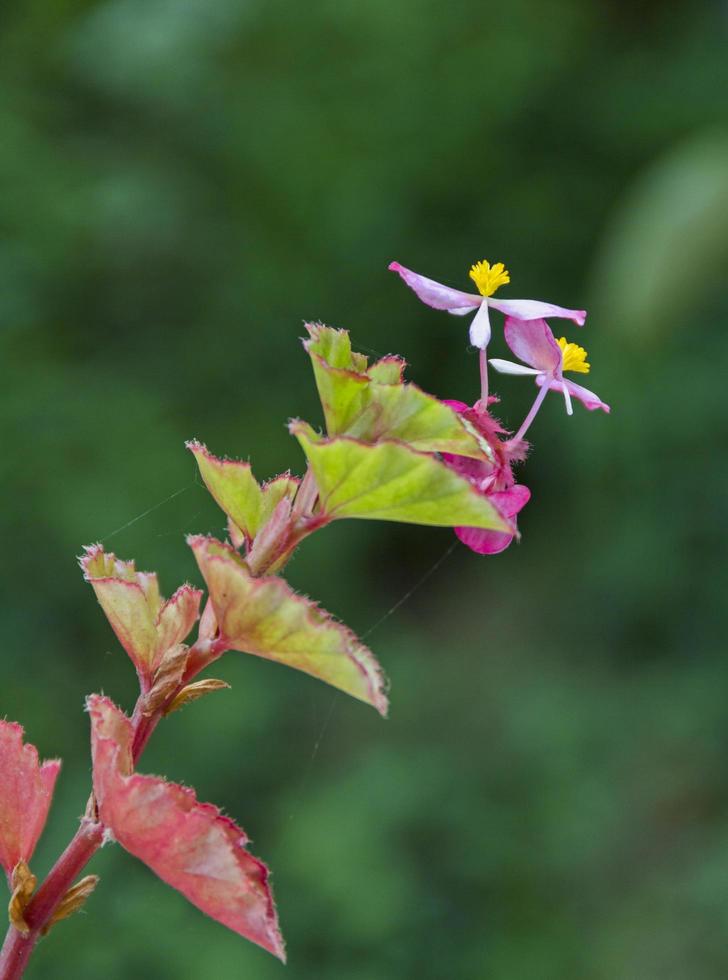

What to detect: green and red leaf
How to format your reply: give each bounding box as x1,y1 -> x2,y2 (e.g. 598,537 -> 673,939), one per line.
304,323 -> 486,457
188,536 -> 388,715
80,545 -> 201,684
290,421 -> 510,531
187,441 -> 299,545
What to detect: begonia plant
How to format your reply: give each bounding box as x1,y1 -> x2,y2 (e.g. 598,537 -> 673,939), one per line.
0,259 -> 608,978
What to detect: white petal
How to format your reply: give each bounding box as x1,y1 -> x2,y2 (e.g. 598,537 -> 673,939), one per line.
561,382 -> 574,415
468,302 -> 492,349
489,359 -> 541,377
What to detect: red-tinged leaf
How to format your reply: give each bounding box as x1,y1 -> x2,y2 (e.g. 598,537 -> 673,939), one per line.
304,323 -> 487,457
187,441 -> 300,546
187,441 -> 263,542
189,535 -> 388,715
155,586 -> 202,658
87,696 -> 284,960
0,722 -> 60,881
80,545 -> 202,684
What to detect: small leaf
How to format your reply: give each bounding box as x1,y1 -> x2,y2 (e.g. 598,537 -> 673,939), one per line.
88,696 -> 284,960
305,324 -> 370,434
0,723 -> 60,879
367,355 -> 406,384
187,440 -> 263,541
80,546 -> 201,682
8,861 -> 36,936
305,323 -> 485,457
188,441 -> 300,544
164,679 -> 231,716
259,474 -> 300,526
290,422 -> 509,531
245,497 -> 295,576
42,875 -> 99,935
142,644 -> 190,716
189,536 -> 388,715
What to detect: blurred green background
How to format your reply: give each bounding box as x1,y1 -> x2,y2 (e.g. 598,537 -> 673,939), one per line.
2,1 -> 728,977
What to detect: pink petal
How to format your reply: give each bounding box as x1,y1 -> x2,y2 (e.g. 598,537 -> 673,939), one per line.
454,484 -> 530,556
488,297 -> 587,326
88,696 -> 284,960
455,525 -> 516,555
388,262 -> 481,314
441,450 -> 495,487
503,318 -> 562,373
540,376 -> 610,413
0,722 -> 60,878
491,484 -> 531,518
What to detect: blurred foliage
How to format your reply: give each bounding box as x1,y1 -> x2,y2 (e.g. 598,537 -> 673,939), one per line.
1,0 -> 728,977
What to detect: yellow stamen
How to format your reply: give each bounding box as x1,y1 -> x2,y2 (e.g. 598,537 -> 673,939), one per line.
468,260 -> 510,297
557,337 -> 590,374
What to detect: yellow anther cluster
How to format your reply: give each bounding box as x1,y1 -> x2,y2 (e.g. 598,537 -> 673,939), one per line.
468,260 -> 510,297
557,337 -> 590,374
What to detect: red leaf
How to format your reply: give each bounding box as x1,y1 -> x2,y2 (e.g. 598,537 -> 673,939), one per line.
87,696 -> 284,959
0,721 -> 60,881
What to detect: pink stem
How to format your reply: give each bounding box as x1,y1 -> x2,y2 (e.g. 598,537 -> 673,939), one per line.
0,930 -> 34,980
479,349 -> 489,403
511,377 -> 550,443
0,819 -> 104,980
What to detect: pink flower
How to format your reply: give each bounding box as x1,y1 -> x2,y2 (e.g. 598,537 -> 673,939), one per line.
489,318 -> 609,439
441,400 -> 530,555
0,721 -> 60,883
389,259 -> 586,350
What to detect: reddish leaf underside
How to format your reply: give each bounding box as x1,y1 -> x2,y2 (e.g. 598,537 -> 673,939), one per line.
0,721 -> 60,880
87,696 -> 284,960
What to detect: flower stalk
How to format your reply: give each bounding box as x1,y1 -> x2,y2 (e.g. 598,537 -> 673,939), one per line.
511,379 -> 551,444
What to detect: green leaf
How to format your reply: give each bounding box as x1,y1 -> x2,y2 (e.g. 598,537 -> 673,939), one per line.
304,323 -> 486,458
187,441 -> 299,541
188,441 -> 262,539
290,422 -> 508,530
304,324 -> 369,434
189,536 -> 387,715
